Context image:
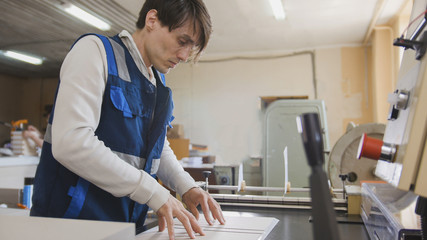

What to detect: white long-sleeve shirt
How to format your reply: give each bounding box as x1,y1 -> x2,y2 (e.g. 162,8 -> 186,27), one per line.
51,30 -> 197,212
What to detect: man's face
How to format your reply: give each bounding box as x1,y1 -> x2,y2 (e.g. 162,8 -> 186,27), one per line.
146,19 -> 199,74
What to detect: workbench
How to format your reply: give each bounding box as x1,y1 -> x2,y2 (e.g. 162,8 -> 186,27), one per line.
0,208 -> 135,240
0,204 -> 369,239
219,205 -> 370,240
0,156 -> 38,188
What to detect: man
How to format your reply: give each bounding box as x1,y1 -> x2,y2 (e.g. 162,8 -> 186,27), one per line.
30,0 -> 225,239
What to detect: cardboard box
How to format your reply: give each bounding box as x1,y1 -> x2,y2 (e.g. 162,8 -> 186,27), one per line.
202,155 -> 216,163
168,138 -> 189,160
167,124 -> 185,139
346,185 -> 362,215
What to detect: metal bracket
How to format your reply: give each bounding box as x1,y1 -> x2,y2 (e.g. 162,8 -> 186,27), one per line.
394,31 -> 427,60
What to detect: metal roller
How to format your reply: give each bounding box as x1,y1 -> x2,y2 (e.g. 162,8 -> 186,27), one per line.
328,123 -> 385,189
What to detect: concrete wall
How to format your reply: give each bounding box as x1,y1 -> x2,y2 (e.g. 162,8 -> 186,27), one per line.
167,46 -> 373,165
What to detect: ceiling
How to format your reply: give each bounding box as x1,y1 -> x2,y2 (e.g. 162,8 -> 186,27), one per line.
0,0 -> 410,78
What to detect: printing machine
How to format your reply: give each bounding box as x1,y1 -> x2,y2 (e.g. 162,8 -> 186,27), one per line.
355,0 -> 427,238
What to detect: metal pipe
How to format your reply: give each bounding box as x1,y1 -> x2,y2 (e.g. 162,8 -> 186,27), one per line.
207,184 -> 343,193
363,0 -> 386,45
211,185 -> 309,192
211,193 -> 347,211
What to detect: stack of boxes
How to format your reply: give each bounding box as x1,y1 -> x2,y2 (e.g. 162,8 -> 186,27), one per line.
190,144 -> 215,164
167,124 -> 189,160
11,130 -> 37,156
166,124 -> 216,164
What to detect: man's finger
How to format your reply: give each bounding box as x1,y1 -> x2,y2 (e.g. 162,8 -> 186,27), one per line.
158,215 -> 166,232
165,213 -> 175,240
210,201 -> 226,224
176,211 -> 196,239
185,210 -> 205,236
200,199 -> 213,225
188,203 -> 199,220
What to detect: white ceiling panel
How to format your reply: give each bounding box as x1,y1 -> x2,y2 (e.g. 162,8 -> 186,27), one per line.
0,0 -> 410,78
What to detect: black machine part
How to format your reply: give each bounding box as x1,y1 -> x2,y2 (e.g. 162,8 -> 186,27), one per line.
393,9 -> 427,61
299,113 -> 341,240
416,196 -> 427,240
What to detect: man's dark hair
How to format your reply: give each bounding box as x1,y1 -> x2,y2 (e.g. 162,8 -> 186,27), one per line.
136,0 -> 212,61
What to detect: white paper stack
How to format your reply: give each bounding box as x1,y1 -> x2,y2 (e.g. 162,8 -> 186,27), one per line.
137,214 -> 279,240
10,131 -> 37,156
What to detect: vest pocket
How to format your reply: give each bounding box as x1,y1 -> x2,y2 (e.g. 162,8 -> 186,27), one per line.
110,84 -> 152,118
110,86 -> 133,118
63,177 -> 90,218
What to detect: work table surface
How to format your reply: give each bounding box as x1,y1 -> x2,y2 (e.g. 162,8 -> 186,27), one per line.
219,205 -> 369,240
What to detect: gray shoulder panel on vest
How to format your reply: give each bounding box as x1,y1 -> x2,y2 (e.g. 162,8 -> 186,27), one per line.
108,39 -> 131,82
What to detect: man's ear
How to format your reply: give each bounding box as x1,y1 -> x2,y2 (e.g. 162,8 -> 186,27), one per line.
145,9 -> 158,31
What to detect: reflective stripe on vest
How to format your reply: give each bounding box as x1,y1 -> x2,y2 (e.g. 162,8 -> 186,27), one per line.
45,123 -> 151,169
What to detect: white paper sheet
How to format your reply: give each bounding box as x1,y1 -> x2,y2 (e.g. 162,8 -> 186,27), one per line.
284,146 -> 288,194
237,163 -> 243,192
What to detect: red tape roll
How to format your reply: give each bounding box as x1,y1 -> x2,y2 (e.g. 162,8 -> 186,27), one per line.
357,133 -> 383,160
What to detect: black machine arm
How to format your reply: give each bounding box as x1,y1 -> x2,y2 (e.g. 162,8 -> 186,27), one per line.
299,113 -> 341,240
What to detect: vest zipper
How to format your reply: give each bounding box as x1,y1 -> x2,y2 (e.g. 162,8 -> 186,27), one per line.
149,87 -> 157,128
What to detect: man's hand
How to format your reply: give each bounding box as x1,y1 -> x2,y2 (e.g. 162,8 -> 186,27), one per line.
182,187 -> 226,225
157,195 -> 204,240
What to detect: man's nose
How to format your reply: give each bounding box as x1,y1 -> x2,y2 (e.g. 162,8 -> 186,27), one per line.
177,46 -> 192,62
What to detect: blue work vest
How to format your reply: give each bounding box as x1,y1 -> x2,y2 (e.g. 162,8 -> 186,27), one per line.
30,34 -> 174,231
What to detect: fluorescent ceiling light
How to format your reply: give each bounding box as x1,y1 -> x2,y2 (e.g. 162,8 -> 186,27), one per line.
269,0 -> 286,20
61,3 -> 111,31
4,51 -> 43,65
